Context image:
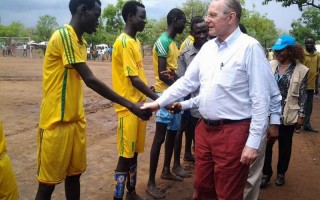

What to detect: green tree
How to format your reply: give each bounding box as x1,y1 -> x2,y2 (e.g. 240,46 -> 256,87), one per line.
289,7 -> 320,44
33,15 -> 58,42
83,18 -> 108,46
0,22 -> 29,37
102,0 -> 127,45
179,0 -> 210,44
241,6 -> 279,48
263,0 -> 320,11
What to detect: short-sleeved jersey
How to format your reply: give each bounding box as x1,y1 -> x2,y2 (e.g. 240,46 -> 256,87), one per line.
39,24 -> 87,129
153,32 -> 179,92
0,120 -> 7,155
303,49 -> 320,90
112,33 -> 147,113
180,35 -> 194,52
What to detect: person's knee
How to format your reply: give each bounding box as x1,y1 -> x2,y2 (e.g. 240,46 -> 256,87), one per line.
154,134 -> 166,146
116,156 -> 133,172
35,183 -> 55,200
66,174 -> 81,182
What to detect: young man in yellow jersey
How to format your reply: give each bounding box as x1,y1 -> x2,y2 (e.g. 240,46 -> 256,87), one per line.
0,119 -> 19,200
146,8 -> 186,199
35,0 -> 151,199
112,1 -> 158,200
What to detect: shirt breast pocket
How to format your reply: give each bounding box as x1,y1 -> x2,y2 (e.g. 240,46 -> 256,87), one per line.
216,68 -> 236,87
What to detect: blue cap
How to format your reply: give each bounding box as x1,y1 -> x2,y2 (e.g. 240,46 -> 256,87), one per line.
272,35 -> 296,50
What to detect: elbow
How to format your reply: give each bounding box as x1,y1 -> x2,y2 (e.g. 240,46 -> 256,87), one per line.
83,76 -> 97,89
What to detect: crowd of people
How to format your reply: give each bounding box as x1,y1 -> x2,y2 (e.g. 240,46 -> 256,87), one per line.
1,0 -> 319,200
87,46 -> 113,61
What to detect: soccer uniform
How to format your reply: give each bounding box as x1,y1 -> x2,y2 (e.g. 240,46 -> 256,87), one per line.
0,119 -> 19,200
112,33 -> 147,158
153,32 -> 181,130
37,24 -> 87,184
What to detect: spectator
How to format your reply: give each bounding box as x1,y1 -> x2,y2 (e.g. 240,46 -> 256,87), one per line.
261,35 -> 308,187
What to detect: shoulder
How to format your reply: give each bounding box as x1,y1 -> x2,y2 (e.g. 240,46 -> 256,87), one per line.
114,33 -> 129,48
156,33 -> 172,46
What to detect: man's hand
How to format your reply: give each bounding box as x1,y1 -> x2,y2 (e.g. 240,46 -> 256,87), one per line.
130,102 -> 152,121
140,101 -> 160,112
165,102 -> 182,114
160,68 -> 177,80
296,116 -> 304,129
240,146 -> 259,165
149,85 -> 155,93
267,124 -> 279,142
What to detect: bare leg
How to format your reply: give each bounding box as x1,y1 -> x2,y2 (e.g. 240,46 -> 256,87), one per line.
65,175 -> 81,200
35,183 -> 55,200
146,123 -> 167,199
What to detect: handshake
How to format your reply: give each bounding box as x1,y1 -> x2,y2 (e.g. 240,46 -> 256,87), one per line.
130,101 -> 182,121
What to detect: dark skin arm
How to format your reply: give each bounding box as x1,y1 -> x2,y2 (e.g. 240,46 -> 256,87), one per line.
158,57 -> 177,85
73,62 -> 151,120
129,76 -> 158,101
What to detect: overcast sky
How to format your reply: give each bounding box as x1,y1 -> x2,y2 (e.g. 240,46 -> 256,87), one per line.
0,0 -> 302,31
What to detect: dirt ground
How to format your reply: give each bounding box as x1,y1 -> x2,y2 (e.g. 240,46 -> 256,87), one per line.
0,56 -> 320,200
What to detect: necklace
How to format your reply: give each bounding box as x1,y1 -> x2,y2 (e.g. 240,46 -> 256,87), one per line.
280,63 -> 291,67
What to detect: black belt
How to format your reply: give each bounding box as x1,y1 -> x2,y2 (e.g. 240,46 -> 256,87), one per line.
203,118 -> 250,126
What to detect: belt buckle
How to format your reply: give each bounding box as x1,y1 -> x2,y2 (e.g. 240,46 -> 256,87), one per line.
210,120 -> 220,126
205,119 -> 220,126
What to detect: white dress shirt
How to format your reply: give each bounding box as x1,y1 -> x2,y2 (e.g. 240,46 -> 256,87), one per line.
156,27 -> 280,149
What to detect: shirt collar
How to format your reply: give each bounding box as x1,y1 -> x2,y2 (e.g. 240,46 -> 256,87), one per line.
214,27 -> 242,48
64,24 -> 87,46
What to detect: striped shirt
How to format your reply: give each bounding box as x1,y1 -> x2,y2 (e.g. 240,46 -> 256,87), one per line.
39,24 -> 87,129
153,32 -> 179,92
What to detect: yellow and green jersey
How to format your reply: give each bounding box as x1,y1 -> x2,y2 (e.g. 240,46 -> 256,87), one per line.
0,120 -> 7,155
153,32 -> 179,92
303,49 -> 320,90
112,33 -> 147,113
40,24 -> 87,129
180,35 -> 194,52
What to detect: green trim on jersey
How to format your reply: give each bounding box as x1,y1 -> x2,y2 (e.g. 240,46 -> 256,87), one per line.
61,68 -> 68,121
122,36 -> 127,48
120,118 -> 124,156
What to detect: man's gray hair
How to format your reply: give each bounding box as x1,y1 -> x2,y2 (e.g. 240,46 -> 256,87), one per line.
215,0 -> 242,22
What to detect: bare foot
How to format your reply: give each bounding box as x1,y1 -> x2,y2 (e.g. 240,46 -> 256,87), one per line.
160,172 -> 183,181
146,185 -> 165,199
126,191 -> 147,200
172,167 -> 191,178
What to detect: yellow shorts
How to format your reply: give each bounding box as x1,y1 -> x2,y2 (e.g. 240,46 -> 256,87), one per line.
117,111 -> 147,158
37,120 -> 87,184
0,153 -> 19,200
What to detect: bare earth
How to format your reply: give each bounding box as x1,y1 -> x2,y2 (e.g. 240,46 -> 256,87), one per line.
0,56 -> 319,200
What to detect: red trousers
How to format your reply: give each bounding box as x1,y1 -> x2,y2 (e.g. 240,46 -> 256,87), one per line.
194,119 -> 250,200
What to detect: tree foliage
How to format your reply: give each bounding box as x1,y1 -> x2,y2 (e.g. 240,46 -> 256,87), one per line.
102,0 -> 127,45
179,0 -> 210,44
0,22 -> 29,37
263,0 -> 320,11
33,15 -> 58,42
241,7 -> 279,48
290,7 -> 320,44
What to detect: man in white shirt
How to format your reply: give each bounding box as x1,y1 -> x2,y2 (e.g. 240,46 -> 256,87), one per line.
23,44 -> 27,57
141,0 -> 280,199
